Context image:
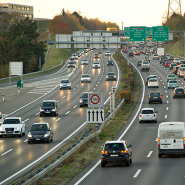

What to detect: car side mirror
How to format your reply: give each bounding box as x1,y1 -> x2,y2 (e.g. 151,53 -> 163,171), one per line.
128,144 -> 132,148
101,145 -> 104,149
155,111 -> 158,113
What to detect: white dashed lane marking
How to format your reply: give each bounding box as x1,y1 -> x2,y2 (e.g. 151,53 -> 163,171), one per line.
1,149 -> 13,156
65,111 -> 70,114
73,105 -> 77,108
56,118 -> 61,122
166,107 -> 169,110
165,115 -> 167,118
133,169 -> 142,178
147,151 -> 153,157
63,96 -> 66,98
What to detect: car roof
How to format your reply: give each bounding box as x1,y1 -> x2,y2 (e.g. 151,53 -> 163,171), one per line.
141,108 -> 154,110
105,140 -> 126,144
32,123 -> 48,125
43,100 -> 56,102
4,117 -> 21,119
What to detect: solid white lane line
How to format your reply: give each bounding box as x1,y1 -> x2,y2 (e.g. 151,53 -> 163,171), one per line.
133,169 -> 142,178
65,111 -> 70,114
165,115 -> 167,118
1,149 -> 13,156
77,85 -> 79,87
166,107 -> 169,110
73,105 -> 77,108
56,118 -> 61,122
35,112 -> 39,115
24,139 -> 28,142
147,151 -> 153,157
167,101 -> 169,103
63,96 -> 66,98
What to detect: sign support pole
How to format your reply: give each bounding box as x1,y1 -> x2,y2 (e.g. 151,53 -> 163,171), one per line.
9,62 -> 11,90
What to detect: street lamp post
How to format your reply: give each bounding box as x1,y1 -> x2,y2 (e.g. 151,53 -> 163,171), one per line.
38,10 -> 40,32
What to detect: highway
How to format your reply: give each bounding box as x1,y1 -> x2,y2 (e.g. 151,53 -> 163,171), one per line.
68,51 -> 185,185
0,49 -> 121,184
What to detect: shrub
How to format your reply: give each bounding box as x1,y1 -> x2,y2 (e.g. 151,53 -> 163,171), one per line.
119,90 -> 131,103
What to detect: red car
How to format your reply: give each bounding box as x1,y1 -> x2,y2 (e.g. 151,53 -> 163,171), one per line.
94,53 -> 99,58
165,61 -> 171,67
135,51 -> 140,55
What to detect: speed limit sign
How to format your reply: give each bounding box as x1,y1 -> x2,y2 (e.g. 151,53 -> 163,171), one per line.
88,93 -> 103,108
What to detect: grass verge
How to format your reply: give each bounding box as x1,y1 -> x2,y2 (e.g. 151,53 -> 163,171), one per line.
40,51 -> 141,185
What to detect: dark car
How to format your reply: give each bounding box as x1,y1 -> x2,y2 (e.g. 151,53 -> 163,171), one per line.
144,56 -> 150,62
128,52 -> 133,57
106,72 -> 116,81
40,100 -> 58,117
79,92 -> 88,107
160,56 -> 168,64
101,140 -> 132,167
137,61 -> 142,66
124,50 -> 128,53
169,63 -> 177,70
107,60 -> 114,66
28,123 -> 53,144
141,64 -> 149,71
148,91 -> 163,104
68,61 -> 75,68
169,56 -> 174,60
98,50 -> 102,54
173,87 -> 185,98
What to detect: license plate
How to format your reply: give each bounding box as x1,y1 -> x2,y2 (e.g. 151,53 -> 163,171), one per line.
163,145 -> 168,148
110,154 -> 118,157
178,92 -> 182,94
153,97 -> 157,98
36,139 -> 40,140
45,111 -> 50,113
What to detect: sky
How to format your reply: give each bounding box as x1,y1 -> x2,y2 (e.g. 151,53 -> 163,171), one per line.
1,0 -> 185,29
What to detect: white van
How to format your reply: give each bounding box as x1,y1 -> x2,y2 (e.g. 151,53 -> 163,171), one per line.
157,122 -> 185,158
177,67 -> 185,77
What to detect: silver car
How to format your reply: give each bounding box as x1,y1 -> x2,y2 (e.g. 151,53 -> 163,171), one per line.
81,59 -> 88,65
139,108 -> 158,123
60,79 -> 71,89
81,74 -> 91,83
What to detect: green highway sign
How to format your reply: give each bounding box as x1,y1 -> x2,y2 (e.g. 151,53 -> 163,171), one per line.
146,27 -> 152,37
130,27 -> 146,41
124,27 -> 130,37
152,26 -> 169,41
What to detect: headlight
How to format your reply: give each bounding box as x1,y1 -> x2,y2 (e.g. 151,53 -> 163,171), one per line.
15,127 -> 21,130
60,84 -> 63,87
0,127 -> 5,131
44,133 -> 49,137
28,133 -> 32,138
106,76 -> 108,78
80,99 -> 83,103
40,109 -> 44,111
114,76 -> 116,78
51,109 -> 56,111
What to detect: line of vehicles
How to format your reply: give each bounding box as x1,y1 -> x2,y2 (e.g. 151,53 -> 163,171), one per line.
0,48 -> 117,146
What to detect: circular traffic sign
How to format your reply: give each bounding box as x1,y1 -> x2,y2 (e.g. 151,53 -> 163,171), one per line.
90,94 -> 100,104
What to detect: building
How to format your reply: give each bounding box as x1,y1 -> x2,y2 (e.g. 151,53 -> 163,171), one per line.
0,3 -> 33,19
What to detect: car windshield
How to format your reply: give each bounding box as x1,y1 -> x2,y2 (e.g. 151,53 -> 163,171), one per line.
3,119 -> 20,124
169,80 -> 177,83
138,61 -> 142,63
176,88 -> 184,92
94,62 -> 99,64
108,60 -> 113,63
141,110 -> 154,114
180,68 -> 185,71
61,80 -> 69,83
69,62 -> 74,64
82,93 -> 88,98
42,102 -> 55,107
82,59 -> 87,61
30,124 -> 48,131
82,75 -> 89,77
108,73 -> 114,75
69,58 -> 74,60
104,143 -> 125,150
143,61 -> 149,64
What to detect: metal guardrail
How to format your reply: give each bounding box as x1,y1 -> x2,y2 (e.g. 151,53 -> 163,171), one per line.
12,98 -> 124,185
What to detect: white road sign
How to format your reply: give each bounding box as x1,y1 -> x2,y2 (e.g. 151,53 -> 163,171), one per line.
88,93 -> 103,108
169,33 -> 173,40
86,109 -> 104,123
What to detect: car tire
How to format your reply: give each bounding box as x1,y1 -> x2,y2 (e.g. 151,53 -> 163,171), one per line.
0,135 -> 3,138
158,153 -> 162,158
47,139 -> 50,143
101,162 -> 105,167
51,135 -> 53,141
28,141 -> 31,144
173,96 -> 175,98
160,101 -> 162,104
19,130 -> 22,137
126,158 -> 130,167
80,105 -> 82,107
130,158 -> 132,164
148,101 -> 150,104
40,114 -> 42,117
139,120 -> 142,123
154,119 -> 157,123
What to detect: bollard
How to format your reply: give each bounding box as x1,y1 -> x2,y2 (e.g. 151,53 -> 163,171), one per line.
18,87 -> 20,93
30,81 -> 31,87
3,93 -> 4,101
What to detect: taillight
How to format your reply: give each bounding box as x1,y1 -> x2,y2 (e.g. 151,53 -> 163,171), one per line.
183,137 -> 185,146
169,83 -> 170,85
102,151 -> 108,154
167,78 -> 168,79
121,150 -> 127,154
154,113 -> 156,117
140,113 -> 142,117
160,95 -> 162,98
157,81 -> 158,83
158,138 -> 160,146
148,81 -> 150,84
149,96 -> 150,99
177,83 -> 178,84
174,92 -> 176,94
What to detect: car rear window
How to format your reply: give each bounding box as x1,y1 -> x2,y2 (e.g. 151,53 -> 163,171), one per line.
169,80 -> 177,83
149,79 -> 157,82
150,93 -> 160,97
141,110 -> 154,114
104,143 -> 125,150
175,89 -> 184,92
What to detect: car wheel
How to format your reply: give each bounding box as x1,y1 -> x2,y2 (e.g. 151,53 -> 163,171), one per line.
148,101 -> 150,104
158,153 -> 162,158
173,96 -> 175,98
126,158 -> 130,167
139,120 -> 142,123
47,139 -> 50,143
154,119 -> 157,123
0,135 -> 3,138
80,105 -> 82,107
130,158 -> 132,164
101,162 -> 105,167
157,86 -> 159,88
160,101 -> 162,104
51,135 -> 53,141
40,114 -> 42,117
19,130 -> 22,137
28,141 -> 31,144
168,87 -> 169,89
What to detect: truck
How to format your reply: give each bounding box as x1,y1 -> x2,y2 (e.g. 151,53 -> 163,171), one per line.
0,117 -> 26,137
157,122 -> 185,158
157,48 -> 164,57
